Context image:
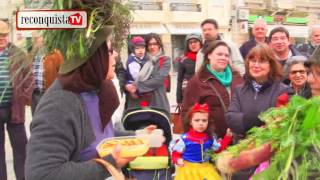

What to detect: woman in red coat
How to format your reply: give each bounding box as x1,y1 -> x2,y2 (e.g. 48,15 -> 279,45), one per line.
181,40 -> 243,139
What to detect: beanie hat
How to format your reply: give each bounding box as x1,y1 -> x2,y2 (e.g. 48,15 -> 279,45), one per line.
131,36 -> 146,47
185,33 -> 202,44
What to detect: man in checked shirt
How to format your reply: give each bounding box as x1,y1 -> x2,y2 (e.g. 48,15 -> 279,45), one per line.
29,33 -> 63,114
0,20 -> 34,180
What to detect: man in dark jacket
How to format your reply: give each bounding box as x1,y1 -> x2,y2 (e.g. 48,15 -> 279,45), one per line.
269,27 -> 303,67
239,18 -> 267,59
0,20 -> 34,180
296,25 -> 320,57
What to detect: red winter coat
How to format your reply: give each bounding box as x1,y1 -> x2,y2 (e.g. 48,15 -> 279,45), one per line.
181,67 -> 243,138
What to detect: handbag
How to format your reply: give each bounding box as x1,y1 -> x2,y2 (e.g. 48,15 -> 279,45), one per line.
171,106 -> 183,134
208,82 -> 244,144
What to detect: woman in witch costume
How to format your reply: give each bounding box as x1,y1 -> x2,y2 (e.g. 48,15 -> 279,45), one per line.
25,25 -> 134,179
305,47 -> 320,97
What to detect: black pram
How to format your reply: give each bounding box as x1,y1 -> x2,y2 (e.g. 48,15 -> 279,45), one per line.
122,106 -> 173,180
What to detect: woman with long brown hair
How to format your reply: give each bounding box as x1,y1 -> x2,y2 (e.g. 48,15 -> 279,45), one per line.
225,43 -> 292,179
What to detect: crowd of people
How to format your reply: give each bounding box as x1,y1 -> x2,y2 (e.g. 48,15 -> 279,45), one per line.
0,13 -> 320,180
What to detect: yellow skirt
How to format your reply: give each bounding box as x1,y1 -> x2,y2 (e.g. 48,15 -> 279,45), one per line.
174,161 -> 222,180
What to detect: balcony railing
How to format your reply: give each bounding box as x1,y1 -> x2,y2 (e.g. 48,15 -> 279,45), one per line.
243,0 -> 267,9
130,1 -> 163,11
244,0 -> 320,13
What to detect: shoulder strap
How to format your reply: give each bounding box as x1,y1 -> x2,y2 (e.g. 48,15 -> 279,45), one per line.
208,82 -> 227,112
159,56 -> 165,68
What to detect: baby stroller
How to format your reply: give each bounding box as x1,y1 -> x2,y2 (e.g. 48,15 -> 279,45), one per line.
122,106 -> 173,180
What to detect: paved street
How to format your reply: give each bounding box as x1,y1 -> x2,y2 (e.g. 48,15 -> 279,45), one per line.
5,73 -> 179,180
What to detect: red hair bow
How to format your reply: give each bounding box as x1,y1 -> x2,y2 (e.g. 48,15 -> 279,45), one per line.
191,103 -> 209,113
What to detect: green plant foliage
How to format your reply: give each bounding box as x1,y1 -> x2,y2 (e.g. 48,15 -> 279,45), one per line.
43,0 -> 132,60
109,1 -> 133,52
215,96 -> 320,179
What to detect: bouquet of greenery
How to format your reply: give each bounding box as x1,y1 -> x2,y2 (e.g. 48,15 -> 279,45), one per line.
215,96 -> 320,180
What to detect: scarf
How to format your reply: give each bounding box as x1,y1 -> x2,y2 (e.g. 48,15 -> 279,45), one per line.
58,43 -> 119,129
251,80 -> 263,92
131,53 -> 147,66
135,50 -> 163,83
250,79 -> 273,93
188,128 -> 209,143
185,51 -> 197,62
206,64 -> 232,87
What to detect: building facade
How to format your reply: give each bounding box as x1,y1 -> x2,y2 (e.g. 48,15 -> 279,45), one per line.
129,0 -> 233,65
236,0 -> 320,45
3,0 -> 320,60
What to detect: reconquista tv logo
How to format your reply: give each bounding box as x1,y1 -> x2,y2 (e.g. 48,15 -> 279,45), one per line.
16,10 -> 87,30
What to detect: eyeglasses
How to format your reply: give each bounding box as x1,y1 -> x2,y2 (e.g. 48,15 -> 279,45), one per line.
148,42 -> 159,47
249,59 -> 269,65
271,36 -> 288,42
188,40 -> 199,44
290,70 -> 306,75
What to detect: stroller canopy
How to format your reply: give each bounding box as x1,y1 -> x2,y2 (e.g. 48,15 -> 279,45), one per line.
122,107 -> 172,145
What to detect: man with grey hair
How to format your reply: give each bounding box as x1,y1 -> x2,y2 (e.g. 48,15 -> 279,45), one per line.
239,18 -> 268,59
296,25 -> 320,57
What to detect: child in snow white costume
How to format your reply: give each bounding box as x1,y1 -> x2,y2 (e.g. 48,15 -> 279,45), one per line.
170,103 -> 232,180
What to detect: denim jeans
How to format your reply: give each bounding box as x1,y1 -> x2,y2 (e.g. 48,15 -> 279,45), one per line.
0,107 -> 27,180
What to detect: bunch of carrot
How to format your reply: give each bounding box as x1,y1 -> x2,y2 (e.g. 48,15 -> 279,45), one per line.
215,96 -> 320,180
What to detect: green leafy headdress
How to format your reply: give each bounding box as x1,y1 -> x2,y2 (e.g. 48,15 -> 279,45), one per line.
43,0 -> 132,74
